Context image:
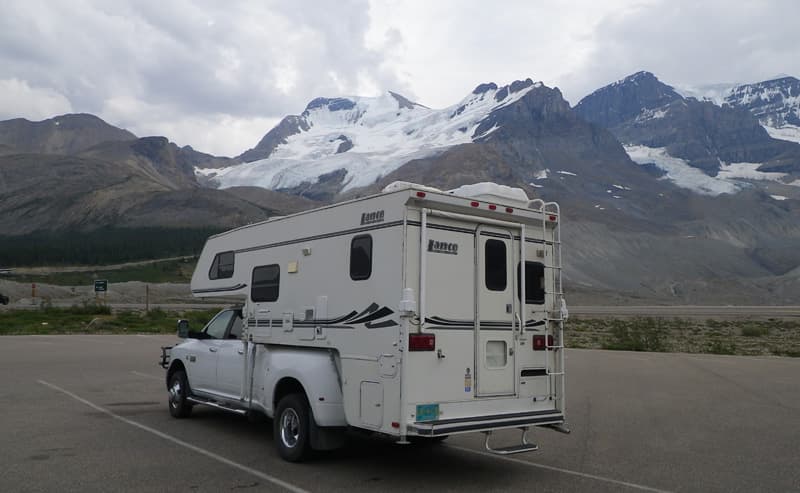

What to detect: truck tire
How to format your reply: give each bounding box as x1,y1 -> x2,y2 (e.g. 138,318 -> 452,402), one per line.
167,370 -> 193,418
274,393 -> 311,462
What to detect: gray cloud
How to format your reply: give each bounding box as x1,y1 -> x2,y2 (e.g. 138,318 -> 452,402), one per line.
0,0 -> 409,154
564,0 -> 800,101
1,0 -> 798,155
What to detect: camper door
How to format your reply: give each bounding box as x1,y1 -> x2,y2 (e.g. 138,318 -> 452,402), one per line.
475,226 -> 518,396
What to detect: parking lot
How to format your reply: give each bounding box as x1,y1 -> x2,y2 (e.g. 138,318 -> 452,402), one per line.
0,335 -> 797,492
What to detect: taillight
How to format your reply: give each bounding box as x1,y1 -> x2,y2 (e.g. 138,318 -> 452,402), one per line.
409,333 -> 436,351
532,334 -> 554,350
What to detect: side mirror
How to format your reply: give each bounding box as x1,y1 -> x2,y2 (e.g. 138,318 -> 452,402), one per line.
177,319 -> 190,338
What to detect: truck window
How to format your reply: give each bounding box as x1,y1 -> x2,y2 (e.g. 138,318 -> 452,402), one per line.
485,239 -> 507,291
204,310 -> 235,339
350,235 -> 372,281
209,251 -> 235,280
518,261 -> 545,304
252,264 -> 280,302
228,314 -> 244,339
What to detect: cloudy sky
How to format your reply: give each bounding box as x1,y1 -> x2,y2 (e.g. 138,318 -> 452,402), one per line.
2,0 -> 798,156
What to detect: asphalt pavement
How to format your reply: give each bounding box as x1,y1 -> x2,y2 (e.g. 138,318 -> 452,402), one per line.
0,335 -> 797,492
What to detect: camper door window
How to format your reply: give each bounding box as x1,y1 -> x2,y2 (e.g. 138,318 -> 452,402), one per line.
209,251 -> 235,280
350,235 -> 373,281
251,265 -> 280,302
485,239 -> 507,291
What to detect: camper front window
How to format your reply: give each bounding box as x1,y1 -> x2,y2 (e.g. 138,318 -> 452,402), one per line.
209,251 -> 235,280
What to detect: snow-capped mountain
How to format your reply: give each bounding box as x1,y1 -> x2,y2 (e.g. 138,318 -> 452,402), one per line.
676,76 -> 800,145
575,71 -> 800,194
724,76 -> 800,144
200,80 -> 545,193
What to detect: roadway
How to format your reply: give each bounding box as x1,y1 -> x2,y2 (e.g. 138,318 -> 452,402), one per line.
569,305 -> 800,319
0,335 -> 797,492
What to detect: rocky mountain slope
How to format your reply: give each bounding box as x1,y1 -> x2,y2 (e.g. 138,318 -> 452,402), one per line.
0,115 -> 313,241
0,114 -> 136,155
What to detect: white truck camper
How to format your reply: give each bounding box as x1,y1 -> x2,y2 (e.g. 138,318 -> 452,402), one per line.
161,181 -> 569,461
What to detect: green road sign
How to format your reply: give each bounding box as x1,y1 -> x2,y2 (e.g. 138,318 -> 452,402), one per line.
94,280 -> 108,292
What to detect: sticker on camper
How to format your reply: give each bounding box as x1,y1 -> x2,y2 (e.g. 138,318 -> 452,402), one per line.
464,368 -> 472,392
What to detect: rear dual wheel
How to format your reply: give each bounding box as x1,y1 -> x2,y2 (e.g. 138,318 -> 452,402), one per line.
274,393 -> 311,462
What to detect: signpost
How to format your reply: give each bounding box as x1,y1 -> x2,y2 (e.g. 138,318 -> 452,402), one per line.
94,279 -> 108,304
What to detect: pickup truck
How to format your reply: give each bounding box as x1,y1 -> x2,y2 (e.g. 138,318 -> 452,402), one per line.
161,307 -> 346,461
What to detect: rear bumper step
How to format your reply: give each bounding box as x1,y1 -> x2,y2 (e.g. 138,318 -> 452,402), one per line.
411,410 -> 564,436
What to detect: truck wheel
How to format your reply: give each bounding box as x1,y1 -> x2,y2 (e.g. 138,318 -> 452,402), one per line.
168,370 -> 193,418
274,393 -> 311,462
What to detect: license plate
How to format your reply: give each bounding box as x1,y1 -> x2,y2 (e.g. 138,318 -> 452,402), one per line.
416,403 -> 439,422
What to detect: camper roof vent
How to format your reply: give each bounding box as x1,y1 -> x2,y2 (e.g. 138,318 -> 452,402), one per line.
447,182 -> 531,208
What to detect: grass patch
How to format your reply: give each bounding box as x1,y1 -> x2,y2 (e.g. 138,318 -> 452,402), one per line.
567,317 -> 800,357
741,326 -> 769,337
0,305 -> 219,335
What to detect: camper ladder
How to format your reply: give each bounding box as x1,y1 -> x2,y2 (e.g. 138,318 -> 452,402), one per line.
530,201 -> 566,413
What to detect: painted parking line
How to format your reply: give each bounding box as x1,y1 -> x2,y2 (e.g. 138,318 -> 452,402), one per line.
446,445 -> 673,493
131,370 -> 162,380
38,380 -> 309,493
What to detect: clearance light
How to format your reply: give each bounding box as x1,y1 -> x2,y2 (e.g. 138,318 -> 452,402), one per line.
391,422 -> 400,429
409,333 -> 436,351
488,204 -> 497,210
533,335 -> 555,350
506,207 -> 514,213
548,214 -> 557,222
416,191 -> 427,198
470,201 -> 480,207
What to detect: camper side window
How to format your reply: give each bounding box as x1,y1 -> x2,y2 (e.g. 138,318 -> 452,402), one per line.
518,261 -> 545,304
485,239 -> 507,291
251,265 -> 280,302
350,235 -> 372,281
209,251 -> 235,280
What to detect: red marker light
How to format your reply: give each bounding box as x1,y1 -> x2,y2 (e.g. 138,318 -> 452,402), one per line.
548,215 -> 557,222
470,201 -> 479,207
409,333 -> 436,351
506,207 -> 514,213
416,191 -> 427,198
488,204 -> 497,210
533,335 -> 555,350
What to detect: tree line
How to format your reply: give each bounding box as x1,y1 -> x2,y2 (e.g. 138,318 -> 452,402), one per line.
0,227 -> 222,266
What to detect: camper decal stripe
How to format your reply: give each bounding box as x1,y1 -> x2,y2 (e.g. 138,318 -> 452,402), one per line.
234,221 -> 404,255
192,283 -> 247,294
423,316 -> 546,330
350,306 -> 393,325
246,304 -> 398,329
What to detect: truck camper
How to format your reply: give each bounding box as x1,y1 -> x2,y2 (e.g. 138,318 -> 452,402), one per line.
162,181 -> 569,461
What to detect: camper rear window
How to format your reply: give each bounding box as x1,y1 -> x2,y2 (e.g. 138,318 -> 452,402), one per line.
350,235 -> 372,281
485,239 -> 507,291
251,264 -> 280,302
209,251 -> 235,280
518,261 -> 545,304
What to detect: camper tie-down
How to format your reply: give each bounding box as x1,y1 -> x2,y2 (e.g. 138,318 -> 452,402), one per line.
160,181 -> 570,462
